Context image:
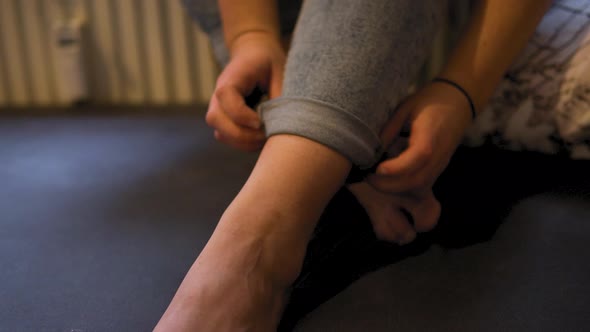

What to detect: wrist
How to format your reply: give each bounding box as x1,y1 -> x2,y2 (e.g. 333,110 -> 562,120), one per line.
438,67 -> 501,115
432,77 -> 476,120
228,29 -> 283,56
422,80 -> 474,133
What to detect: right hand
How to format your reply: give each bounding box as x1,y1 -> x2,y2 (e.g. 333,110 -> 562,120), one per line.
348,81 -> 472,244
206,32 -> 286,151
367,81 -> 473,194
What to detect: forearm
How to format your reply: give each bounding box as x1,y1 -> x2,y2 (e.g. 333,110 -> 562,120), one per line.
440,0 -> 552,113
218,0 -> 281,53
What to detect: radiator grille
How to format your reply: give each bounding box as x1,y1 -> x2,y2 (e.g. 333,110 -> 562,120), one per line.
0,0 -> 217,107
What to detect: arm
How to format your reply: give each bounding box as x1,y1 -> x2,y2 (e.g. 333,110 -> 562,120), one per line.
367,0 -> 554,237
218,0 -> 281,54
374,0 -> 554,188
440,0 -> 553,113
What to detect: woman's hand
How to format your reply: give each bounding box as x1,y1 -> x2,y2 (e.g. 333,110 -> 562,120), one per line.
206,32 -> 286,151
367,81 -> 473,194
348,82 -> 473,244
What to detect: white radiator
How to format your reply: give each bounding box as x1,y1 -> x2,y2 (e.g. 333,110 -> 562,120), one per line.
0,0 -> 217,107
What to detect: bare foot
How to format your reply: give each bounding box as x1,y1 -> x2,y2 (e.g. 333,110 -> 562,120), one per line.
347,181 -> 441,245
155,135 -> 351,331
154,225 -> 298,332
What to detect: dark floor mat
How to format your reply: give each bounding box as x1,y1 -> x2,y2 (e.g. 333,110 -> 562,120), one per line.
1,112 -> 588,332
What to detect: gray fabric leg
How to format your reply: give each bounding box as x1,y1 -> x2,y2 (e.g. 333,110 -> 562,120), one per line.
260,0 -> 447,167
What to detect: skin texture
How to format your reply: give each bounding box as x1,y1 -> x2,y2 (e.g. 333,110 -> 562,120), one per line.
372,0 -> 554,194
155,1 -> 555,330
205,0 -> 554,242
206,32 -> 285,151
155,135 -> 351,331
361,0 -> 554,238
218,0 -> 281,51
206,0 -> 284,151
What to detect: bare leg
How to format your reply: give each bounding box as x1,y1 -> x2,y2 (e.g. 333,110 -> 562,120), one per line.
155,135 -> 351,331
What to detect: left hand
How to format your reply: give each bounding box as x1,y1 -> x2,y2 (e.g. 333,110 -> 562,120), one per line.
366,81 -> 474,194
205,31 -> 286,152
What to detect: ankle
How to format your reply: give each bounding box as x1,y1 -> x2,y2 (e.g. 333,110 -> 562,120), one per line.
211,214 -> 307,287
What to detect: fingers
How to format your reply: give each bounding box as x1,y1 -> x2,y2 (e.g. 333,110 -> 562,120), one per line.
206,96 -> 265,151
368,117 -> 435,193
205,50 -> 282,151
214,65 -> 264,130
367,165 -> 432,193
377,117 -> 434,177
379,100 -> 412,147
215,86 -> 262,130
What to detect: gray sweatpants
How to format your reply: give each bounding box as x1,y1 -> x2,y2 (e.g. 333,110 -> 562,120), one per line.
183,0 -> 446,168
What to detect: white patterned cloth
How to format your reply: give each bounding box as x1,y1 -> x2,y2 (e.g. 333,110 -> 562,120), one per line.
465,0 -> 590,159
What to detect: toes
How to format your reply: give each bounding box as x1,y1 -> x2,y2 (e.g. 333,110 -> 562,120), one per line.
372,205 -> 417,245
397,225 -> 417,245
349,183 -> 445,244
397,192 -> 441,233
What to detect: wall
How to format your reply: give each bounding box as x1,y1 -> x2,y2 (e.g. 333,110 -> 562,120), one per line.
0,0 -> 217,107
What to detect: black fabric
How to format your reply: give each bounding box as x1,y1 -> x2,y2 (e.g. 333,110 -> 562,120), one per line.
288,147 -> 590,331
0,109 -> 258,332
1,110 -> 589,332
279,188 -> 433,331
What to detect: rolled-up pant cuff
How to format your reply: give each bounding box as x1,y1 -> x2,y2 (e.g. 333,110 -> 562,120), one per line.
259,97 -> 383,168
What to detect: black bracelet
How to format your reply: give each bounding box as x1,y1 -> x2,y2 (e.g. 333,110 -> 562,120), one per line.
432,77 -> 476,120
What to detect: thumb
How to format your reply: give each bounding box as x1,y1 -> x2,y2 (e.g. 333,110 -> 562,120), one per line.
380,100 -> 413,147
375,112 -> 434,177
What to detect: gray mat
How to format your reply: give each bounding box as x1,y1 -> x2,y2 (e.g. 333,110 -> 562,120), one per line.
0,110 -> 256,331
1,110 -> 589,331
